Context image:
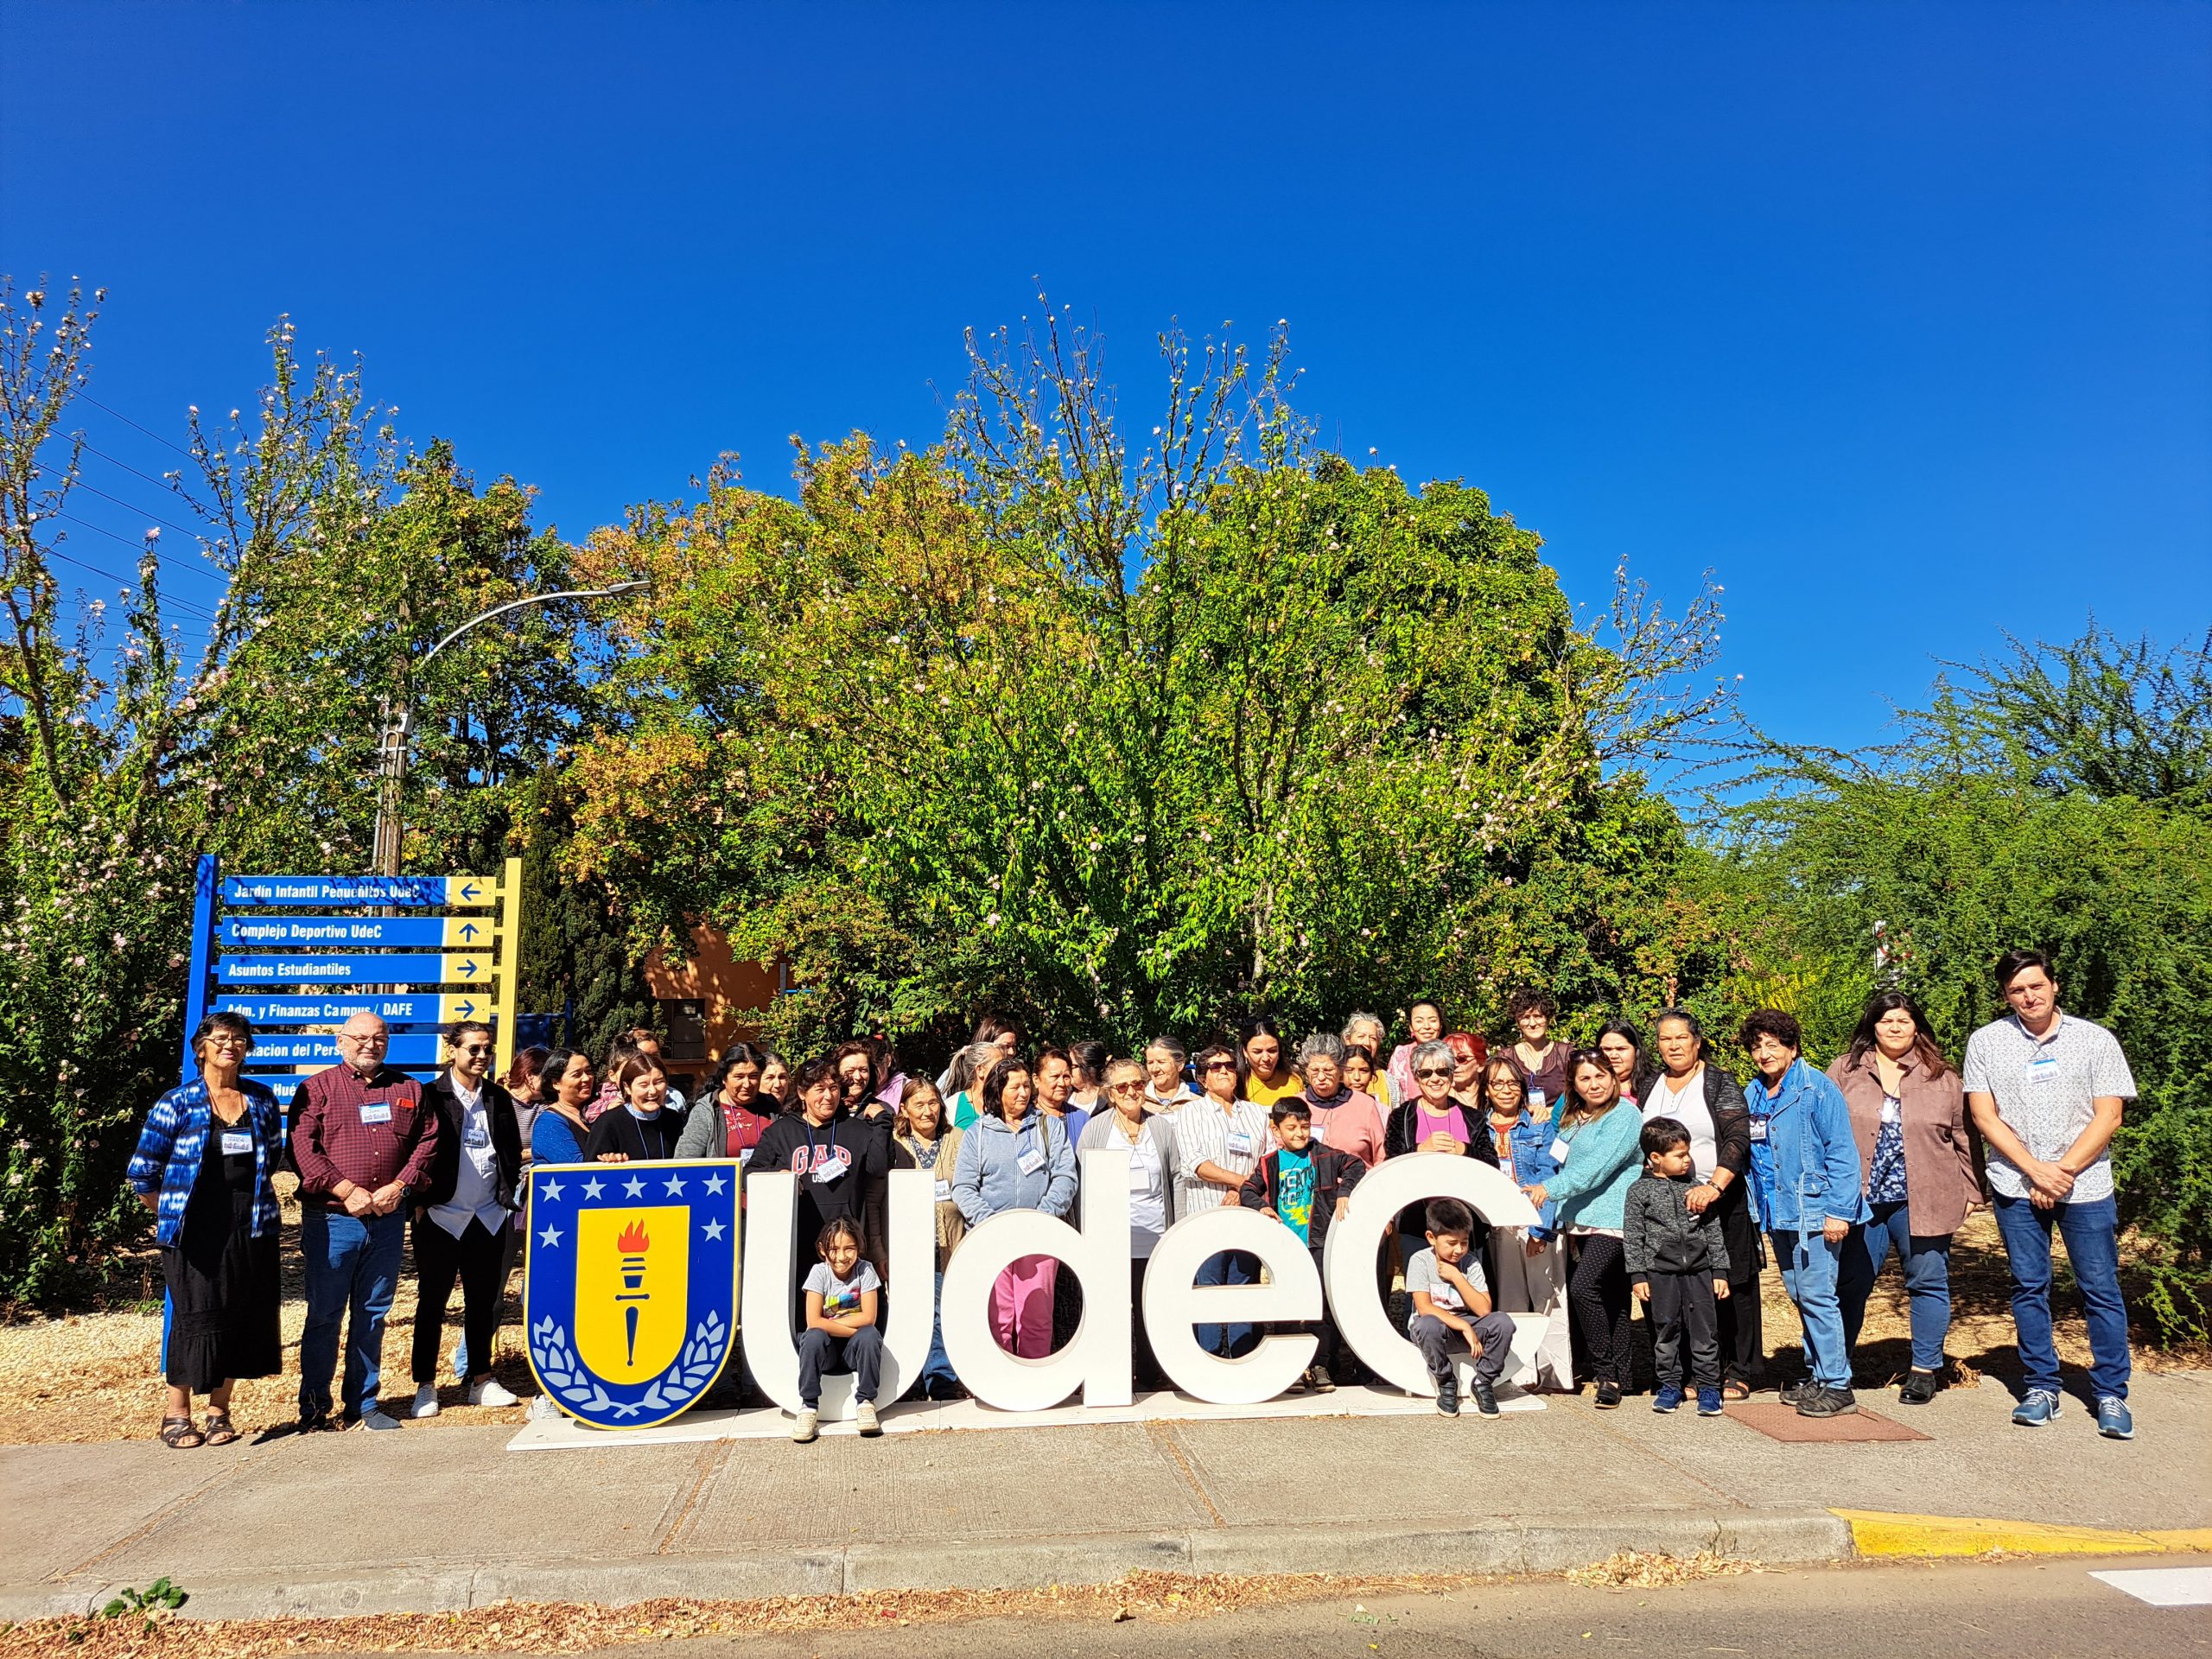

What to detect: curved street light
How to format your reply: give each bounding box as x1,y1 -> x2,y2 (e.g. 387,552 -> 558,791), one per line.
372,580 -> 648,875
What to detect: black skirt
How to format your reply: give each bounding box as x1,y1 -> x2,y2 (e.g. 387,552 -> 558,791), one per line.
161,1135 -> 282,1391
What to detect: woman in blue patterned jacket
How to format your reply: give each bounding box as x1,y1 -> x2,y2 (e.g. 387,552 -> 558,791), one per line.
126,1012 -> 284,1448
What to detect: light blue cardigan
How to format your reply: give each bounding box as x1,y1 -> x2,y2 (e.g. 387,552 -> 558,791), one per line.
1542,1102 -> 1643,1232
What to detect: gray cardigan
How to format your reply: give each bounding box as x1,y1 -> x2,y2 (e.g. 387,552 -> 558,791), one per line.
1077,1109 -> 1181,1235
1621,1173 -> 1732,1282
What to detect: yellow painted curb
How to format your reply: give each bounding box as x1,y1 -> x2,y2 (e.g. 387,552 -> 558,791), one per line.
1834,1510 -> 2212,1559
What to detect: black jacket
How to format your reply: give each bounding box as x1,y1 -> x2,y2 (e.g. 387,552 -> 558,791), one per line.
583,1104 -> 686,1163
1382,1096 -> 1503,1165
1622,1172 -> 1732,1281
416,1071 -> 523,1211
1238,1144 -> 1366,1248
747,1109 -> 891,1265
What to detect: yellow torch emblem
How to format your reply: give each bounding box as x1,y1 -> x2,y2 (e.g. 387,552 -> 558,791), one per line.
575,1206 -> 689,1380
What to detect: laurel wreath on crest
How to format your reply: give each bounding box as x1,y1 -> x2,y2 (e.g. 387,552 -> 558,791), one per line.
531,1312 -> 728,1420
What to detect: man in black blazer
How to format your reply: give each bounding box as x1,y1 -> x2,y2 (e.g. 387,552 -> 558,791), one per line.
408,1020 -> 524,1416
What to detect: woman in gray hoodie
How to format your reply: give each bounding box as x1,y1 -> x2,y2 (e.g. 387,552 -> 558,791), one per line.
951,1058 -> 1078,1357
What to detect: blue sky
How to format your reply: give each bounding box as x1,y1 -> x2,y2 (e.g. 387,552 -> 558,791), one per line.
4,1 -> 2207,759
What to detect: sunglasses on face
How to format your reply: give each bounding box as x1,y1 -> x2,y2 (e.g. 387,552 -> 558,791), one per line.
456,1043 -> 493,1055
1414,1066 -> 1452,1079
1203,1060 -> 1236,1071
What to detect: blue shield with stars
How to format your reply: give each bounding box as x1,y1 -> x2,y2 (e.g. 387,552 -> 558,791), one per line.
524,1159 -> 740,1429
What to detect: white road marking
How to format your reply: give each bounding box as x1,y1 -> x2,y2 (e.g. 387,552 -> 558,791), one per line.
2090,1567 -> 2212,1607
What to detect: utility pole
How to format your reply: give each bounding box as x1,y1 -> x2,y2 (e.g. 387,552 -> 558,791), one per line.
371,581 -> 646,876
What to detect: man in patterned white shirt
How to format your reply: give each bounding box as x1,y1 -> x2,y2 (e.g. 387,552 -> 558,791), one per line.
1963,948 -> 2138,1440
1173,1045 -> 1271,1358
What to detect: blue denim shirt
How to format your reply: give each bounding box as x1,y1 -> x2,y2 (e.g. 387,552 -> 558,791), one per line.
1745,1058 -> 1871,1235
1485,1108 -> 1565,1239
127,1078 -> 283,1245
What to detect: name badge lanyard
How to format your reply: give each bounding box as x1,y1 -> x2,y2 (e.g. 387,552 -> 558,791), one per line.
806,1121 -> 843,1178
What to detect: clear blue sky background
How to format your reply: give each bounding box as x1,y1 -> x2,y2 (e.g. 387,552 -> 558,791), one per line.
4,1 -> 2207,760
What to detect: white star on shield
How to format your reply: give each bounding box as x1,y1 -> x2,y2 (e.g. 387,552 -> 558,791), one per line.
702,1172 -> 728,1195
537,1223 -> 563,1248
663,1173 -> 686,1197
623,1175 -> 645,1198
702,1218 -> 727,1242
540,1178 -> 564,1203
582,1176 -> 606,1199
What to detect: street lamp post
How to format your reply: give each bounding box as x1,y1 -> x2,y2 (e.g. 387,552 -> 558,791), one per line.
370,581 -> 646,876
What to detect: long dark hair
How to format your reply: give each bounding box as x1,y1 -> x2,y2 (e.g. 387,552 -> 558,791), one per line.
707,1042 -> 766,1103
1598,1018 -> 1651,1094
1237,1014 -> 1287,1085
1562,1048 -> 1622,1122
537,1046 -> 590,1105
1844,989 -> 1953,1077
980,1056 -> 1031,1122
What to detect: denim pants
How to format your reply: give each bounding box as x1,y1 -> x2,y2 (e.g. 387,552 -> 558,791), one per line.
299,1207 -> 404,1420
1409,1310 -> 1517,1386
1836,1201 -> 1954,1372
1195,1249 -> 1258,1357
797,1325 -> 884,1408
919,1268 -> 959,1397
1770,1227 -> 1849,1389
1992,1192 -> 2132,1401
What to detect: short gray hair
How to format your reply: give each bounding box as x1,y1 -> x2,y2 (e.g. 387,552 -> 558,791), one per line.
1340,1011 -> 1386,1050
1410,1039 -> 1455,1077
1143,1034 -> 1186,1065
1295,1031 -> 1346,1074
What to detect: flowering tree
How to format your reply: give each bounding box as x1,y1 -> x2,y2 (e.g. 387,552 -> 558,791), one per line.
569,308 -> 1739,1056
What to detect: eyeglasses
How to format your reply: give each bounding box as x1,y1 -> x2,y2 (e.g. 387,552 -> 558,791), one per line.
1485,1077 -> 1521,1090
1202,1060 -> 1237,1071
204,1033 -> 248,1048
1414,1066 -> 1452,1079
1109,1079 -> 1145,1093
456,1043 -> 493,1056
338,1033 -> 388,1046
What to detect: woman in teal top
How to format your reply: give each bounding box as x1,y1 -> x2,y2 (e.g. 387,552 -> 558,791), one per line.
1521,1050 -> 1643,1408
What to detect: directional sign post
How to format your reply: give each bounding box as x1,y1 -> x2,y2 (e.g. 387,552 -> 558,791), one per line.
181,855 -> 525,1094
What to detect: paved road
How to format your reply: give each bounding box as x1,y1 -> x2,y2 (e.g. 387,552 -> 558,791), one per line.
342,1555 -> 2209,1659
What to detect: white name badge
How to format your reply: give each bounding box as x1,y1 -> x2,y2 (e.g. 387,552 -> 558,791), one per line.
1548,1136 -> 1572,1164
1750,1117 -> 1770,1142
359,1103 -> 393,1126
219,1131 -> 253,1156
811,1151 -> 849,1185
1018,1146 -> 1046,1176
737,1147 -> 754,1166
1529,1089 -> 1548,1112
934,1178 -> 954,1203
1226,1130 -> 1256,1156
464,1124 -> 491,1148
2028,1057 -> 2060,1085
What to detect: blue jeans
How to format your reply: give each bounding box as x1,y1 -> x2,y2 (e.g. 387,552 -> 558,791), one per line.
1836,1201 -> 1954,1372
1770,1227 -> 1849,1389
1195,1249 -> 1257,1358
919,1269 -> 959,1398
299,1207 -> 404,1421
1992,1192 -> 2131,1402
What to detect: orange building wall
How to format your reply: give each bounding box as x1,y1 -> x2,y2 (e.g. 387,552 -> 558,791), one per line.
642,926 -> 779,1060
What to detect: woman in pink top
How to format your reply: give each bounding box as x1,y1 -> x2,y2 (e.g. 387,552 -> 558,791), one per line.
1287,1033 -> 1386,1166
1386,998 -> 1446,1110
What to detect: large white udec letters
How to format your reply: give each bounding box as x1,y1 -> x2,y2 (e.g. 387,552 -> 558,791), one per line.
1322,1154 -> 1540,1395
938,1147 -> 1135,1411
741,1168 -> 937,1418
1144,1205 -> 1321,1403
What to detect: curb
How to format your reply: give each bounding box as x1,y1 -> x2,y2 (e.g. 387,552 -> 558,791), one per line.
1833,1510 -> 2212,1560
0,1507 -> 1853,1622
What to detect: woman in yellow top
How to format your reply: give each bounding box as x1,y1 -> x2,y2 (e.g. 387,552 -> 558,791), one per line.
1238,1016 -> 1304,1106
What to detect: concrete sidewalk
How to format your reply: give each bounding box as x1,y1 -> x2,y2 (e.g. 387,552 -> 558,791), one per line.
5,1371 -> 2206,1621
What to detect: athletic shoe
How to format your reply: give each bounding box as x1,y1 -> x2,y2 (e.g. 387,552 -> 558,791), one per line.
1308,1364 -> 1337,1394
791,1408 -> 819,1444
1652,1384 -> 1685,1414
409,1384 -> 441,1420
2095,1396 -> 2134,1440
2012,1388 -> 2062,1427
1796,1386 -> 1857,1419
467,1377 -> 519,1408
1471,1376 -> 1500,1418
1695,1386 -> 1724,1416
856,1401 -> 882,1437
1593,1381 -> 1622,1409
1898,1369 -> 1941,1406
1435,1374 -> 1459,1417
356,1407 -> 404,1432
1284,1370 -> 1311,1395
526,1393 -> 560,1421
1778,1379 -> 1807,1407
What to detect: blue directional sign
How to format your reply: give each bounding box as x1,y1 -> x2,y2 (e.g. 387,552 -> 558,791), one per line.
214,993 -> 486,1026
220,874 -> 494,908
216,952 -> 492,986
242,1032 -> 445,1067
219,915 -> 489,950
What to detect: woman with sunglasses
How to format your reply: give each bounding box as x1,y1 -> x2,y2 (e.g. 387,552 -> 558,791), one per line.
1081,1057 -> 1181,1388
1520,1050 -> 1644,1408
1383,1038 -> 1503,1279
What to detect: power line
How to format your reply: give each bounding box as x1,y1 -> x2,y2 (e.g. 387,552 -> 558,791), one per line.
76,437 -> 188,497
75,393 -> 199,462
47,518 -> 223,621
63,476 -> 207,545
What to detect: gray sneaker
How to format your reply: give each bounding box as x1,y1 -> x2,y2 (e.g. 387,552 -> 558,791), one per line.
357,1406 -> 404,1432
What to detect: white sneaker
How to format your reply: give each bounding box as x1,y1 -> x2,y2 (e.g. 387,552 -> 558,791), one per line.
409,1383 -> 441,1420
527,1393 -> 560,1421
856,1400 -> 881,1437
791,1408 -> 819,1443
467,1377 -> 519,1408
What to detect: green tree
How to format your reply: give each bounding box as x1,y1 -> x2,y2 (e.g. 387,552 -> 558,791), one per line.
568,310 -> 1739,1058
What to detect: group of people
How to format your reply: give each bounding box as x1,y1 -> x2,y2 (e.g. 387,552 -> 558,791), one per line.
127,946 -> 2142,1446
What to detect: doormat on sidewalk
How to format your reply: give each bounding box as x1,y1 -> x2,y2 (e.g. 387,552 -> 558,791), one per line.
1724,1402 -> 1929,1443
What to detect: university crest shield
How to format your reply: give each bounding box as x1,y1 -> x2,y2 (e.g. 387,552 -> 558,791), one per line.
524,1160 -> 740,1428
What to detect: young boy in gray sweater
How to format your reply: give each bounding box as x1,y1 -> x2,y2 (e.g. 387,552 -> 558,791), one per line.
1623,1117 -> 1732,1417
